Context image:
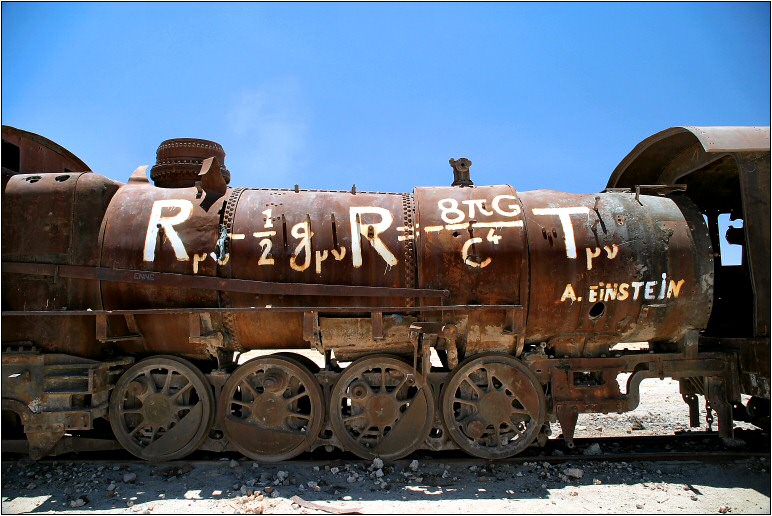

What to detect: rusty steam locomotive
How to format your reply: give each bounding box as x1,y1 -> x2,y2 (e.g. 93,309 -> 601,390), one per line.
2,124 -> 769,462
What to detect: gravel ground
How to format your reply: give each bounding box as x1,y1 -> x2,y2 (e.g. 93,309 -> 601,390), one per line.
2,376 -> 769,514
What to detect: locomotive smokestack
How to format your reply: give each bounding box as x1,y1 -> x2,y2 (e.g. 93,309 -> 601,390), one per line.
450,158 -> 473,187
150,138 -> 231,188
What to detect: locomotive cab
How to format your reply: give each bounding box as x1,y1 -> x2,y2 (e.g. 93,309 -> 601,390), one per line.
608,126 -> 771,426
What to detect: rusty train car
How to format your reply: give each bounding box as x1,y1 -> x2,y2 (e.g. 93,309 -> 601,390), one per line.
2,124 -> 769,462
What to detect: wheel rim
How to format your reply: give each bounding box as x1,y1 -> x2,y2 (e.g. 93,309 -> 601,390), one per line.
110,355 -> 213,462
441,353 -> 545,459
219,355 -> 323,462
329,355 -> 434,460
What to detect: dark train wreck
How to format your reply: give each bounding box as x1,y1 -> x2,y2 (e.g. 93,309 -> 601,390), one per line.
1,124 -> 769,462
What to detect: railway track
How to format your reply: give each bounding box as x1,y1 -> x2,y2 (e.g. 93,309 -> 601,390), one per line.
4,429 -> 767,466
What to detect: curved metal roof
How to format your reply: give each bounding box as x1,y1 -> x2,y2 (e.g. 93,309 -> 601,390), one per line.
607,126 -> 769,188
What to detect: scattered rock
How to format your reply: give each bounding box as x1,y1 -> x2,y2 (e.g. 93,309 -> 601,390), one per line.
563,468 -> 584,479
409,460 -> 419,471
371,458 -> 384,470
70,498 -> 87,508
718,506 -> 731,514
583,443 -> 602,456
123,472 -> 137,484
229,459 -> 239,468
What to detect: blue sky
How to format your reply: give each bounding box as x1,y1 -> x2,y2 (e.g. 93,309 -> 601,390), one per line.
2,2 -> 770,197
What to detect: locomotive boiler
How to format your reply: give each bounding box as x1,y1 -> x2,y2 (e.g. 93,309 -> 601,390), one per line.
2,125 -> 769,462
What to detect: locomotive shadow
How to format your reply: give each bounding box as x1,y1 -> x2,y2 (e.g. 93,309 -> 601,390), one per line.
2,451 -> 770,514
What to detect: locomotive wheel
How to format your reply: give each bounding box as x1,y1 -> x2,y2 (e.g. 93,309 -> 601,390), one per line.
440,353 -> 545,459
329,354 -> 434,460
110,355 -> 214,462
219,355 -> 324,462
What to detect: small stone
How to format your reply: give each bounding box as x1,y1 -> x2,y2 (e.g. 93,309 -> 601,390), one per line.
631,418 -> 645,431
229,460 -> 239,468
442,470 -> 449,478
331,467 -> 340,474
375,469 -> 384,478
372,458 -> 384,470
123,472 -> 137,484
313,466 -> 320,472
212,490 -> 222,497
70,498 -> 87,508
263,486 -> 274,494
516,471 -> 523,477
409,459 -> 419,471
691,495 -> 698,501
636,504 -> 644,509
127,501 -> 134,507
718,506 -> 731,514
593,478 -> 602,485
583,443 -> 602,456
552,449 -> 565,456
563,468 -> 584,479
26,482 -> 36,489
270,490 -> 278,498
342,495 -> 353,501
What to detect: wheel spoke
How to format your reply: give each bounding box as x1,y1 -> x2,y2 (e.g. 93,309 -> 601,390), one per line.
127,422 -> 147,437
453,397 -> 478,407
172,380 -> 194,401
462,377 -> 483,398
240,379 -> 259,399
162,369 -> 173,394
391,375 -> 408,399
285,391 -> 308,404
380,368 -> 387,393
343,413 -> 367,424
143,371 -> 158,394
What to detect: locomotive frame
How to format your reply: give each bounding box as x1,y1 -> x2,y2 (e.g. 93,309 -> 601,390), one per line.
2,124 -> 769,462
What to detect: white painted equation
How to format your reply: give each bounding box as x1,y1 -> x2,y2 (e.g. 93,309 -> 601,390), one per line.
143,200 -> 399,275
425,195 -> 524,269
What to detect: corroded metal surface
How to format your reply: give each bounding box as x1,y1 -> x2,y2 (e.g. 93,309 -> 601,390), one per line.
519,190 -> 713,355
